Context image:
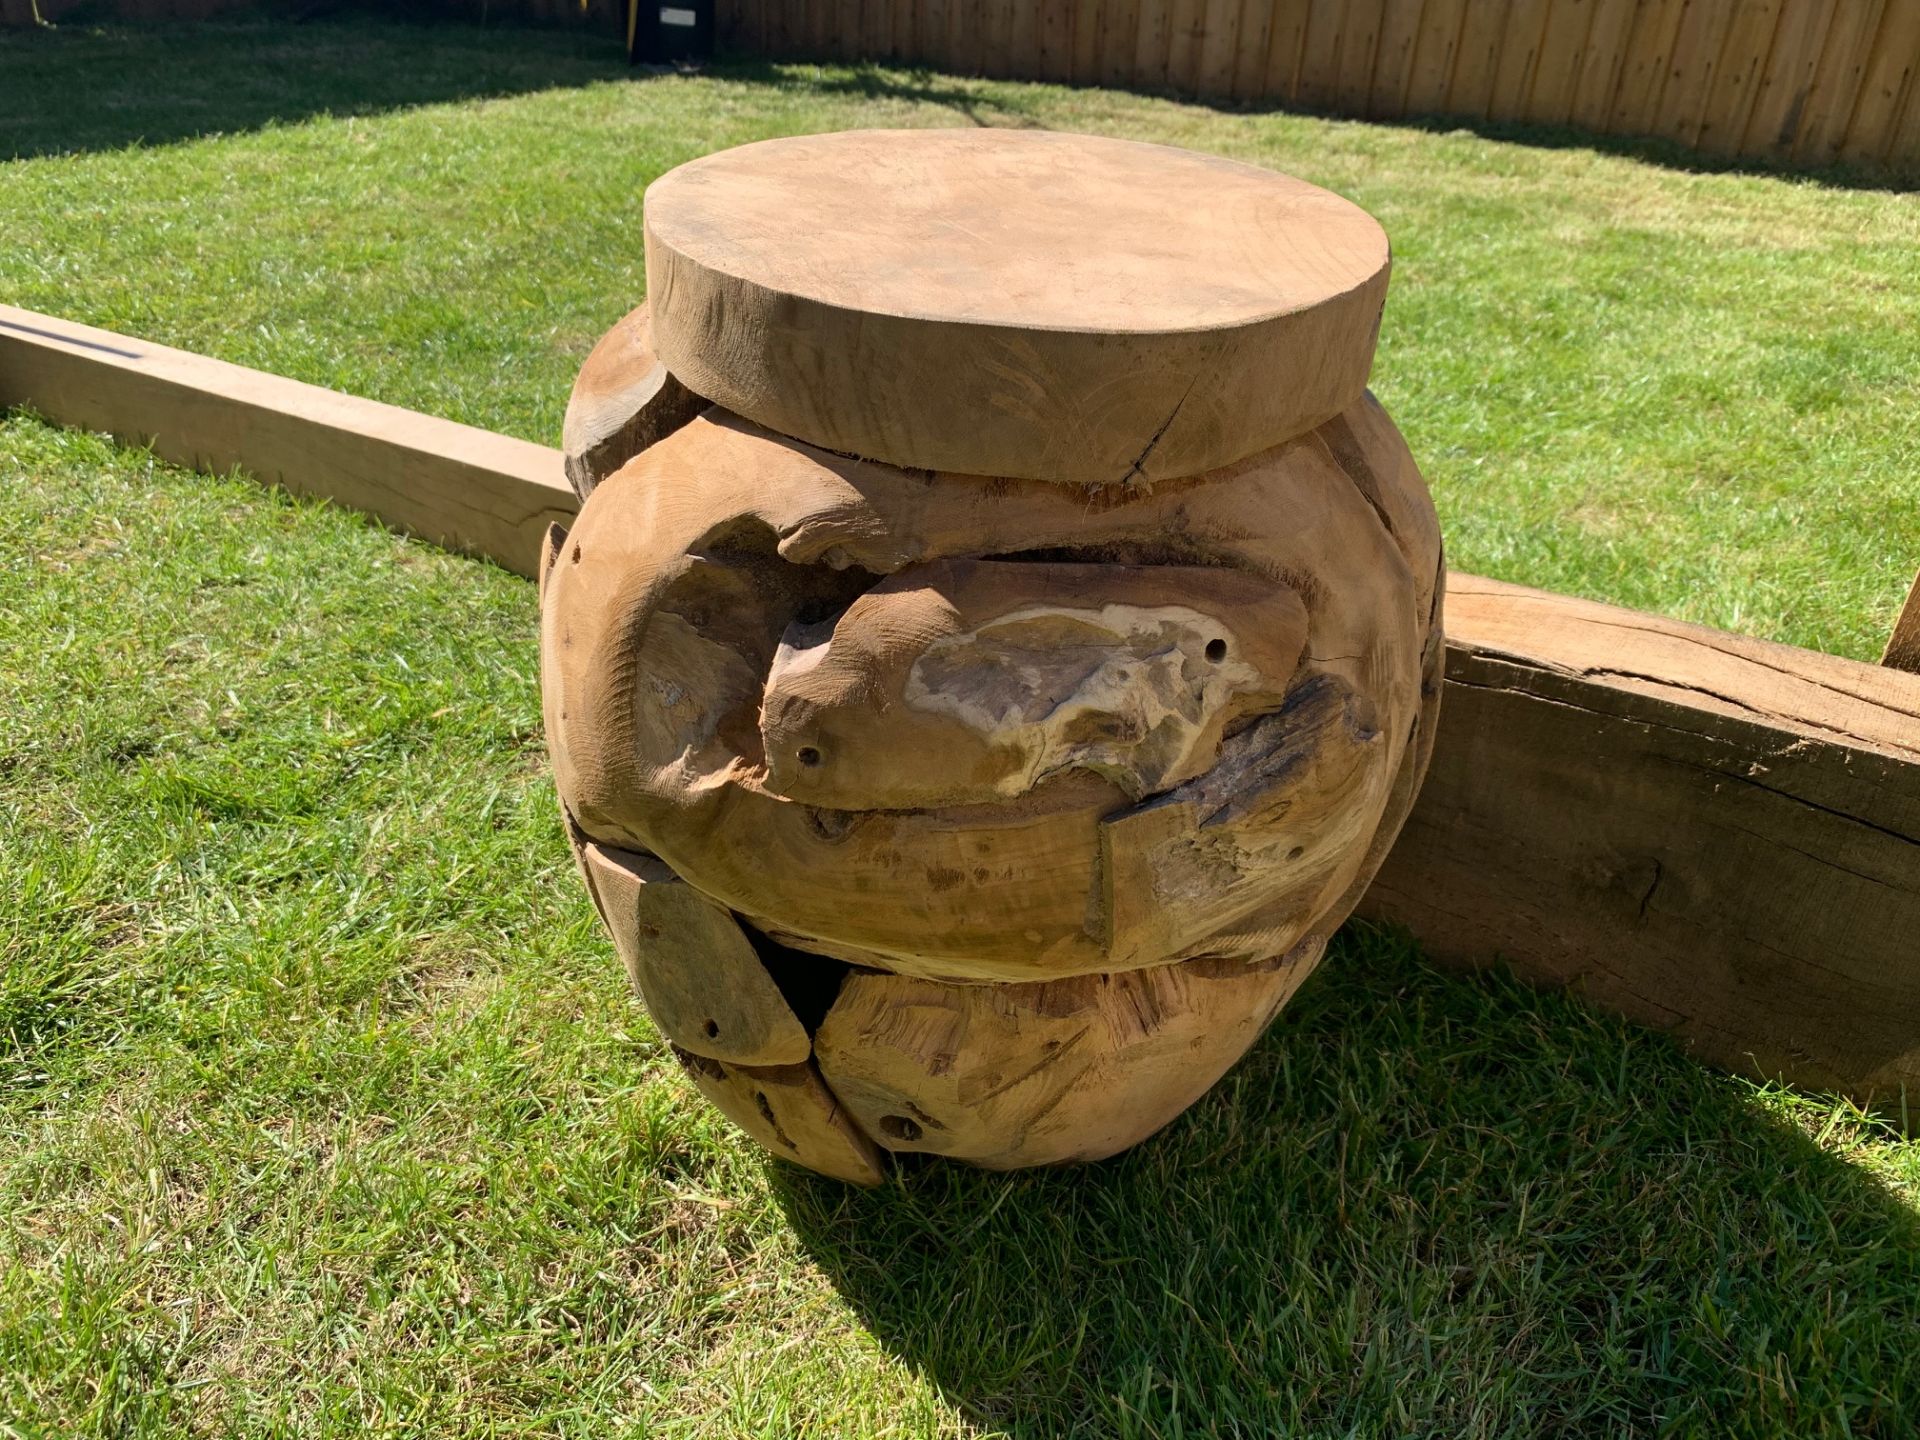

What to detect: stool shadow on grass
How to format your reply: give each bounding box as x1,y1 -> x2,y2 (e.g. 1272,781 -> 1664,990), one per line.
775,923 -> 1920,1437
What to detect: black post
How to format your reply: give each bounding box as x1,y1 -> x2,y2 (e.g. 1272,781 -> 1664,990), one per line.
628,0 -> 713,66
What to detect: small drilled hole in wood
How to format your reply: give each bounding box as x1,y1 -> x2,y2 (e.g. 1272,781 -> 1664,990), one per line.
703,1019 -> 719,1039
570,544 -> 582,565
880,1114 -> 923,1142
796,745 -> 823,768
1286,845 -> 1305,861
1205,638 -> 1228,663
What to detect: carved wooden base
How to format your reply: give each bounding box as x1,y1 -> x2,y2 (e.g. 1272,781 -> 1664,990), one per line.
540,131 -> 1444,1179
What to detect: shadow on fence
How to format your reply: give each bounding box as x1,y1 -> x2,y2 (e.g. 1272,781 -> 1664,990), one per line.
777,926 -> 1920,1435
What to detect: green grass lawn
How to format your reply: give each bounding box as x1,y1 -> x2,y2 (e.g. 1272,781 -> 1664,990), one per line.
3,17 -> 1919,1439
4,18 -> 1917,659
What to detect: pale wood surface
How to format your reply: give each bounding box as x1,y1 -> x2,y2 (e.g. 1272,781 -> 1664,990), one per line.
672,1048 -> 887,1185
541,400 -> 1440,983
580,841 -> 812,1067
643,129 -> 1390,486
757,559 -> 1311,809
814,942 -> 1324,1168
0,305 -> 571,580
1361,573 -> 1920,1105
559,302 -> 704,502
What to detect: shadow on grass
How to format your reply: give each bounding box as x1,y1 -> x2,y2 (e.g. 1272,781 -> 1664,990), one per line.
711,55 -> 1035,128
1380,109 -> 1920,195
718,58 -> 1918,194
776,925 -> 1920,1436
0,12 -> 633,160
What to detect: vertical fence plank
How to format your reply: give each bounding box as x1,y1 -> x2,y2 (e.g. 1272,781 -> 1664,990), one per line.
1369,0 -> 1429,120
1568,0 -> 1640,130
1135,0 -> 1175,84
1695,0 -> 1783,153
1651,0 -> 1741,145
1294,0 -> 1347,108
895,0 -> 920,61
1738,0 -> 1834,155
1198,0 -> 1249,97
1404,0 -> 1469,116
1489,0 -> 1555,121
1102,0 -> 1144,84
1262,0 -> 1315,102
1838,1 -> 1920,161
863,0 -> 894,60
1330,0 -> 1387,114
1070,0 -> 1106,82
1036,0 -> 1075,78
955,0 -> 990,74
919,0 -> 953,70
1889,59 -> 1920,171
1446,0 -> 1513,117
982,0 -> 1016,75
798,0 -> 826,58
1232,0 -> 1274,98
754,0 -> 780,57
1792,0 -> 1887,163
847,0 -> 874,59
1164,0 -> 1209,90
1009,0 -> 1044,76
1609,0 -> 1685,135
813,0 -> 844,59
1526,0 -> 1600,124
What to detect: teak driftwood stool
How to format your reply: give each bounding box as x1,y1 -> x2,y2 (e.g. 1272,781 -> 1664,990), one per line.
540,130 -> 1444,1181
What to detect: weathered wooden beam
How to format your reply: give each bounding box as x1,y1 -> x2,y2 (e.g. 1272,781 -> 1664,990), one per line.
5,305 -> 1915,1109
1883,569 -> 1920,675
0,305 -> 572,579
1360,575 -> 1920,1108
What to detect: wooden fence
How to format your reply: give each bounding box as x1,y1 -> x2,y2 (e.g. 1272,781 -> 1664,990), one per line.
716,0 -> 1920,172
6,1 -> 1913,172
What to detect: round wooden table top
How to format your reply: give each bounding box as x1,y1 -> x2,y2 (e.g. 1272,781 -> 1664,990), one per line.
642,129 -> 1392,486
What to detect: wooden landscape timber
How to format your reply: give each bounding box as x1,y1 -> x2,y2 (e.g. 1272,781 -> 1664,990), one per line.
4,300 -> 1916,1120
0,305 -> 570,579
1359,574 -> 1920,1108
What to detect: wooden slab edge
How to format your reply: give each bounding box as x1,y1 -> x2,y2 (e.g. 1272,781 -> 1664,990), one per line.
6,306 -> 1914,1110
1882,568 -> 1920,675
